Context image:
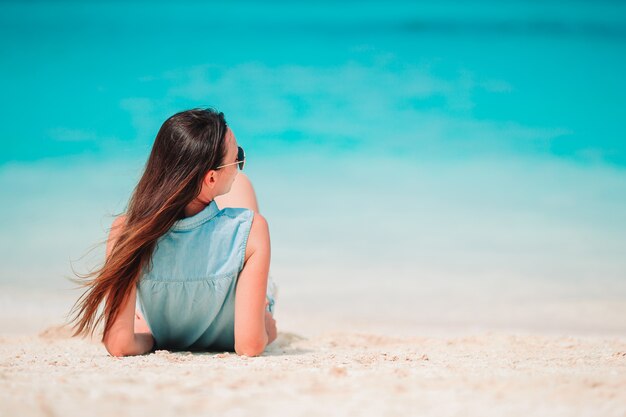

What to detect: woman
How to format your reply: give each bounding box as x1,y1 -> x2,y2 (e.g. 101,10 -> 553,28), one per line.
70,108 -> 278,357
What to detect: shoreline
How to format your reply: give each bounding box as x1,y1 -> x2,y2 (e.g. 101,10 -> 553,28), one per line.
2,283 -> 626,339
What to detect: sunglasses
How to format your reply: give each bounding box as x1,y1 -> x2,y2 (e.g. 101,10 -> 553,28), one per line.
216,146 -> 245,170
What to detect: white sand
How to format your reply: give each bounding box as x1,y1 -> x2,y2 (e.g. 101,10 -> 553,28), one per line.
1,319 -> 625,417
2,273 -> 626,417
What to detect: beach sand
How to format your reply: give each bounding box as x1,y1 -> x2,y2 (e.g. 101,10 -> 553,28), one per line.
1,296 -> 625,417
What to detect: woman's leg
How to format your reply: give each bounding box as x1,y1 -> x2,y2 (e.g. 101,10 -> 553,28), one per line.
215,173 -> 260,212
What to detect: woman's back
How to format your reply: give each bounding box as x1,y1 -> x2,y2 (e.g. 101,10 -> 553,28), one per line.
70,109 -> 276,357
137,200 -> 253,351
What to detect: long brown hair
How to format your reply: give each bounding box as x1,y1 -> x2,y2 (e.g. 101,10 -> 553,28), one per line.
69,108 -> 228,339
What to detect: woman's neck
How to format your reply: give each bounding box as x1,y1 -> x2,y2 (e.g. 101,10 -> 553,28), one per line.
183,198 -> 211,218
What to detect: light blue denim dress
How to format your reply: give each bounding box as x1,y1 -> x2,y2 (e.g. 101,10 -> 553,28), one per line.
135,200 -> 276,352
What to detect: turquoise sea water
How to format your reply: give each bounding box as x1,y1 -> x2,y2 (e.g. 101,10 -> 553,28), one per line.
2,1 -> 626,165
1,1 -> 626,332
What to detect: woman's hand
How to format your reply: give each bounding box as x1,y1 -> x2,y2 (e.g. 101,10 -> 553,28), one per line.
264,303 -> 277,345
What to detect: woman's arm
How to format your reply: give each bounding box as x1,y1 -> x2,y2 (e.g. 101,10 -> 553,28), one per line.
234,213 -> 272,356
102,286 -> 154,357
101,216 -> 155,357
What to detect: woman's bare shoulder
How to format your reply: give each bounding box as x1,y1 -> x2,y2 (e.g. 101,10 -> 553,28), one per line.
244,212 -> 270,263
106,214 -> 127,258
112,214 -> 127,228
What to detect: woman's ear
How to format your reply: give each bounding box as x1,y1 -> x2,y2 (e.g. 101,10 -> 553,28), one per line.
203,169 -> 218,189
